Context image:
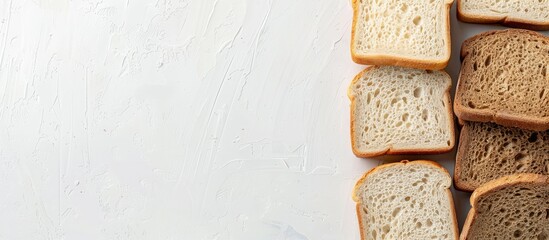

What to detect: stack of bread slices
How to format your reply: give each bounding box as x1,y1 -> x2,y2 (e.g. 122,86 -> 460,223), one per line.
348,0 -> 549,239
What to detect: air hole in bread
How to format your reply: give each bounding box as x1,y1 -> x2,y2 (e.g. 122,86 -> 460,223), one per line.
422,109 -> 429,121
402,113 -> 409,122
485,55 -> 492,67
514,153 -> 528,162
514,229 -> 523,238
414,87 -> 422,98
382,225 -> 390,234
528,133 -> 538,143
400,3 -> 408,12
412,16 -> 422,25
468,101 -> 476,108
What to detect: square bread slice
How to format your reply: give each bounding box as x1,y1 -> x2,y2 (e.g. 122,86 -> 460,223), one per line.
348,66 -> 455,158
460,174 -> 549,240
351,0 -> 454,70
457,0 -> 549,30
455,121 -> 549,192
454,29 -> 549,131
353,160 -> 459,240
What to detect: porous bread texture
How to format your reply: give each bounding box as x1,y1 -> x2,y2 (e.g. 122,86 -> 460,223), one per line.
455,29 -> 549,131
458,0 -> 549,30
353,160 -> 458,240
349,66 -> 455,158
351,0 -> 454,70
461,174 -> 549,240
455,121 -> 549,192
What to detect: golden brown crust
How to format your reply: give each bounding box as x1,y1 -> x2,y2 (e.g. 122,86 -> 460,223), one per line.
355,204 -> 366,240
460,174 -> 549,240
454,29 -> 549,131
349,67 -> 456,158
456,0 -> 549,31
350,0 -> 454,70
459,207 -> 477,240
353,160 -> 459,240
453,122 -> 476,192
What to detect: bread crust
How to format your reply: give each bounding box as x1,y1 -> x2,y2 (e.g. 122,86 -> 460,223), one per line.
453,122 -> 476,192
456,0 -> 549,31
454,29 -> 549,131
460,174 -> 549,240
350,0 -> 454,70
349,66 -> 456,158
353,160 -> 459,240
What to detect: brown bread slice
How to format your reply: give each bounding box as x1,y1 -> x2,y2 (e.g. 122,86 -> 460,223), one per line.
454,29 -> 549,131
460,174 -> 549,240
455,121 -> 549,192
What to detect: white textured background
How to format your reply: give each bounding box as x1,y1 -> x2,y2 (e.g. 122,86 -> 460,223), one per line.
0,0 -> 547,239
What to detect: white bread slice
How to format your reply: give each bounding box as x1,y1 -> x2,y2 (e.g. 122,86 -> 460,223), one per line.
460,174 -> 549,240
353,160 -> 459,240
351,0 -> 454,70
348,66 -> 455,158
458,0 -> 549,30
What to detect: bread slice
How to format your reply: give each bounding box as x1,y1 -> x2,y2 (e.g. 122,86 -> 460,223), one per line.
348,66 -> 455,158
353,160 -> 458,240
351,0 -> 454,70
460,174 -> 549,240
455,121 -> 549,192
457,0 -> 549,30
454,29 -> 549,131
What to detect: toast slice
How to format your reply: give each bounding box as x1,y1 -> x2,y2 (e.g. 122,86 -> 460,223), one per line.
353,160 -> 458,240
455,121 -> 549,192
460,174 -> 549,240
351,0 -> 454,70
348,66 -> 455,158
454,29 -> 549,131
457,0 -> 549,30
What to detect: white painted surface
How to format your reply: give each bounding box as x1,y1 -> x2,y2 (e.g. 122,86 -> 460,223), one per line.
0,0 -> 547,239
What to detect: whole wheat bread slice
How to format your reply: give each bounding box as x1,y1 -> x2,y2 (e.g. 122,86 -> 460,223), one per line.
457,0 -> 549,30
455,29 -> 549,131
460,174 -> 549,240
455,121 -> 549,192
349,66 -> 455,158
353,160 -> 458,240
351,0 -> 454,70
